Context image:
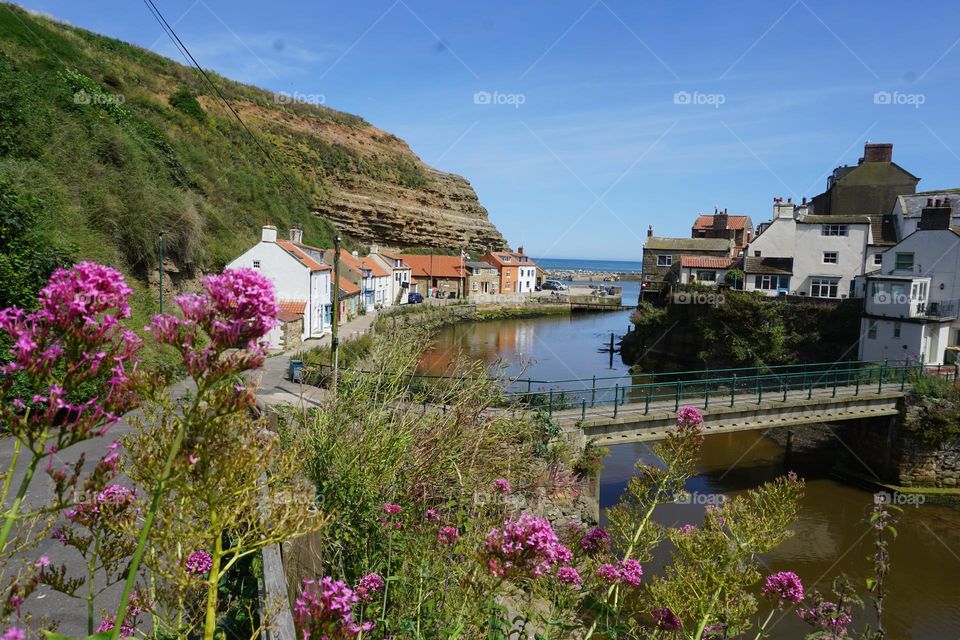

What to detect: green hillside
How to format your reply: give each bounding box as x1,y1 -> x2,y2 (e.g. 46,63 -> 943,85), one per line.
0,3 -> 410,313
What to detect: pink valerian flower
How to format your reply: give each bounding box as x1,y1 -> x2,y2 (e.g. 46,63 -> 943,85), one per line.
556,566 -> 582,586
679,524 -> 697,534
147,268 -> 278,379
484,515 -> 572,579
653,607 -> 682,631
2,628 -> 26,640
34,556 -> 50,570
425,509 -> 441,522
437,526 -> 459,545
798,601 -> 852,635
579,526 -> 610,553
762,571 -> 805,607
596,563 -> 620,583
618,558 -> 643,587
96,616 -> 135,638
354,573 -> 384,603
382,503 -> 402,516
0,264 -> 142,445
184,550 -> 213,575
491,478 -> 511,494
294,577 -> 374,639
676,406 -> 704,427
380,503 -> 403,529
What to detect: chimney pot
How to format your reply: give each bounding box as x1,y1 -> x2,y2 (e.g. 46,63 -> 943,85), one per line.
647,225 -> 653,238
928,198 -> 934,206
935,199 -> 942,207
261,225 -> 278,243
802,196 -> 807,205
289,224 -> 303,244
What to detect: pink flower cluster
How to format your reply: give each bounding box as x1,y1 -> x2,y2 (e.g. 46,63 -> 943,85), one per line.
491,478 -> 511,494
579,526 -> 610,553
354,572 -> 384,603
380,503 -> 403,529
294,577 -> 374,640
96,615 -> 135,638
1,628 -> 25,640
556,566 -> 582,586
184,550 -> 213,575
676,406 -> 704,427
0,263 -> 142,443
65,482 -> 136,527
798,601 -> 852,636
148,268 -> 278,378
484,515 -> 572,579
438,526 -> 459,545
652,607 -> 682,631
595,558 -> 643,587
762,571 -> 805,607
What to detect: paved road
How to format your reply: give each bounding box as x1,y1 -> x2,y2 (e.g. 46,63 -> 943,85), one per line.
9,310 -> 379,632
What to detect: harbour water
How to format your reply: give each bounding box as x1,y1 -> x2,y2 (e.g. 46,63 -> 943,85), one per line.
423,273 -> 960,638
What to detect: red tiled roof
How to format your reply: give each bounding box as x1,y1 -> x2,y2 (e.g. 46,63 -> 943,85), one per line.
678,256 -> 738,269
278,300 -> 306,315
277,310 -> 303,323
396,254 -> 465,279
692,215 -> 750,230
276,240 -> 330,271
338,276 -> 360,296
337,249 -> 389,277
482,252 -> 537,268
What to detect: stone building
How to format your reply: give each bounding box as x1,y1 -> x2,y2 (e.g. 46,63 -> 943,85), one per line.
811,142 -> 919,217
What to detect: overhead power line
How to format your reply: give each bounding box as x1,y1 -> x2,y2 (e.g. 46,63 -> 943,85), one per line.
141,0 -> 316,212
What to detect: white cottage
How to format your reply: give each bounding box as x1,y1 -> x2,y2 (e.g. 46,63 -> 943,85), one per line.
226,225 -> 332,348
745,199 -> 872,298
859,199 -> 960,365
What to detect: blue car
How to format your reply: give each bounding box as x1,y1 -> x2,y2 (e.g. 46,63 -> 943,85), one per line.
408,292 -> 424,304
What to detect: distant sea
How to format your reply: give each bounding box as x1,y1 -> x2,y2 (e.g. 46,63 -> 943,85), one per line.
535,257 -> 643,273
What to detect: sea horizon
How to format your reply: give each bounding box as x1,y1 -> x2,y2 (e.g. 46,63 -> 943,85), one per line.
534,257 -> 643,273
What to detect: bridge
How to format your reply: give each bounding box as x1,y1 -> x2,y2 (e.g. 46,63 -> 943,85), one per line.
500,361 -> 957,445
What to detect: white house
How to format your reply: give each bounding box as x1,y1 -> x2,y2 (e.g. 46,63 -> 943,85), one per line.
368,247 -> 412,305
744,199 -> 872,299
892,191 -> 960,238
325,249 -> 391,311
226,225 -> 332,348
669,256 -> 740,286
859,199 -> 960,365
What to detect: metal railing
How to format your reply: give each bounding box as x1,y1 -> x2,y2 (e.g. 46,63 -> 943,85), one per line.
501,363 -> 945,420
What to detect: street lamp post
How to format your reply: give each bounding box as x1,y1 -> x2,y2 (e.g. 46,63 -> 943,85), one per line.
331,235 -> 341,398
158,231 -> 166,314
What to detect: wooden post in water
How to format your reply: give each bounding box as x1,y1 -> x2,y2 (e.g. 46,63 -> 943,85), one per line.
613,385 -> 619,418
608,332 -> 615,368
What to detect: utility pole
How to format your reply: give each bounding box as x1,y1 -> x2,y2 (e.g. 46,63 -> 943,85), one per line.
158,231 -> 166,314
331,235 -> 341,398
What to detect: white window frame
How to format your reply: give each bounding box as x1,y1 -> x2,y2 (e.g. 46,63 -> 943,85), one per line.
894,252 -> 914,272
873,253 -> 883,266
656,254 -> 672,267
810,278 -> 839,298
822,224 -> 848,236
823,251 -> 838,264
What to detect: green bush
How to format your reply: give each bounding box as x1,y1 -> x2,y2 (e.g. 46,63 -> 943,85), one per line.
168,88 -> 206,121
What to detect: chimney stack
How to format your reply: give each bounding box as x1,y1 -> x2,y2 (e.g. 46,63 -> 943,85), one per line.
261,224 -> 277,243
863,142 -> 893,163
919,198 -> 952,231
370,243 -> 379,254
517,245 -> 524,255
289,224 -> 303,244
647,225 -> 653,238
713,208 -> 729,230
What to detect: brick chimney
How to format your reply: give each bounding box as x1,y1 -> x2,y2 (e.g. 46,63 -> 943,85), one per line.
772,197 -> 794,220
919,197 -> 952,230
289,224 -> 303,244
261,224 -> 277,243
713,208 -> 729,230
517,245 -> 525,255
862,142 -> 893,163
647,225 -> 653,238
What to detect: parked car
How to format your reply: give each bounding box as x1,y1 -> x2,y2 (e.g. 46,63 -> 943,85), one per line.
541,280 -> 568,291
407,292 -> 424,304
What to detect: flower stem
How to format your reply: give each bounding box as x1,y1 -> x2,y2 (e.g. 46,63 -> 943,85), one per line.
0,442 -> 43,555
203,525 -> 223,640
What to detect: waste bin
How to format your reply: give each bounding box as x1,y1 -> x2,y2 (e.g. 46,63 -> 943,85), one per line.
289,359 -> 304,383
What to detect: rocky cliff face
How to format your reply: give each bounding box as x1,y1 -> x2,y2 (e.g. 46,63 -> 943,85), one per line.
316,168 -> 507,253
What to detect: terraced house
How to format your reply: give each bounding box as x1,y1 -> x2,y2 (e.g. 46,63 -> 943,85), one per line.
641,226 -> 733,300
483,249 -> 538,294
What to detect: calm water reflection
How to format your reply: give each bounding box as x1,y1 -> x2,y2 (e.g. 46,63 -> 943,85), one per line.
425,280 -> 960,638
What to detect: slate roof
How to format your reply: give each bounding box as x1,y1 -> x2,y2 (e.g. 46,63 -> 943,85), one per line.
896,191 -> 960,218
744,256 -> 793,275
677,256 -> 739,269
466,261 -> 496,272
644,237 -> 732,252
796,215 -> 871,225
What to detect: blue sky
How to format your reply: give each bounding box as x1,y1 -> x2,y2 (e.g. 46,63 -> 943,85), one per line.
16,1 -> 960,260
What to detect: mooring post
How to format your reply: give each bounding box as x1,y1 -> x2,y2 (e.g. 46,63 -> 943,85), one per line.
704,384 -> 710,409
581,398 -> 586,421
645,388 -> 651,415
808,378 -> 813,400
613,384 -> 619,418
756,376 -> 762,405
782,380 -> 787,402
855,374 -> 860,395
591,375 -> 596,408
832,372 -> 837,398
730,374 -> 736,407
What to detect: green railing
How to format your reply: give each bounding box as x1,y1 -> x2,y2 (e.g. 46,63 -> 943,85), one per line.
502,363 -> 942,420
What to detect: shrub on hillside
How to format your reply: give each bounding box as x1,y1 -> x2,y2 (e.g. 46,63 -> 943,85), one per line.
169,88 -> 207,121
